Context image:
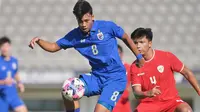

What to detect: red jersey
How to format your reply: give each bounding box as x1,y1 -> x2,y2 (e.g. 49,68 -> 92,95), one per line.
113,62 -> 132,112
131,50 -> 184,102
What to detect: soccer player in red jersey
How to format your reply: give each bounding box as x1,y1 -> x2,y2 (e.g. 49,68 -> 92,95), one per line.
130,28 -> 200,112
112,45 -> 132,112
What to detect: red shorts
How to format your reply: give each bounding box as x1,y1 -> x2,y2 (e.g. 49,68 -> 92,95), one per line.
135,97 -> 186,112
112,97 -> 132,112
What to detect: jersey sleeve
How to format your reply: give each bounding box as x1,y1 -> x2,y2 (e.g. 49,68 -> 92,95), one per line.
109,21 -> 125,39
167,52 -> 184,72
130,64 -> 142,86
56,31 -> 74,49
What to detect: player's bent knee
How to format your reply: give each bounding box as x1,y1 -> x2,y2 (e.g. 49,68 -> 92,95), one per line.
94,103 -> 111,112
175,103 -> 193,112
177,107 -> 193,112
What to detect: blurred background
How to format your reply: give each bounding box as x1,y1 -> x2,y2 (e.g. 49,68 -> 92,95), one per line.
0,0 -> 200,111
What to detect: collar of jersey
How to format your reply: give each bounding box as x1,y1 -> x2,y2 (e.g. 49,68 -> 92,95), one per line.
145,49 -> 155,63
0,56 -> 12,62
0,55 -> 4,60
90,20 -> 98,32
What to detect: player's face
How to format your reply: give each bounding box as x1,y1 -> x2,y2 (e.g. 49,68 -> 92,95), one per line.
133,36 -> 152,55
0,42 -> 11,57
77,13 -> 94,33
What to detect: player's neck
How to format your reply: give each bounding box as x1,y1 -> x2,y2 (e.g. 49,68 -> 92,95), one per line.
1,55 -> 11,61
143,49 -> 154,62
81,30 -> 90,37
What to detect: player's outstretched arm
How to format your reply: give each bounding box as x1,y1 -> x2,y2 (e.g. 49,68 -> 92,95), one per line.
122,33 -> 145,67
29,37 -> 61,53
0,80 -> 4,85
180,66 -> 200,96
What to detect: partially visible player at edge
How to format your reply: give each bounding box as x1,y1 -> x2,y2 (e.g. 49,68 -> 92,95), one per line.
28,0 -> 144,112
130,28 -> 200,112
112,45 -> 132,112
0,36 -> 28,112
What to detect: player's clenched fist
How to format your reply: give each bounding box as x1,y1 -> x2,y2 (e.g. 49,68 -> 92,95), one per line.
139,58 -> 145,67
146,86 -> 161,97
17,83 -> 25,93
29,37 -> 40,49
136,58 -> 145,68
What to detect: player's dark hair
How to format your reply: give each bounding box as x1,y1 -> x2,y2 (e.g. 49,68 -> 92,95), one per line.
131,28 -> 153,41
73,0 -> 93,20
118,45 -> 123,53
0,36 -> 11,46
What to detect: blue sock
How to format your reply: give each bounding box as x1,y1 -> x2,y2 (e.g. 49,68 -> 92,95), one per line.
66,108 -> 80,112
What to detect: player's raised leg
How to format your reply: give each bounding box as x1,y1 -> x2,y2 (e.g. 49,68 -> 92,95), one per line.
94,89 -> 123,112
62,96 -> 80,112
94,104 -> 110,112
94,73 -> 126,112
175,103 -> 193,112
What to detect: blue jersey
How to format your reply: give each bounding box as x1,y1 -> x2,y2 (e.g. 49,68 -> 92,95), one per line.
0,56 -> 18,89
56,20 -> 126,77
0,56 -> 24,110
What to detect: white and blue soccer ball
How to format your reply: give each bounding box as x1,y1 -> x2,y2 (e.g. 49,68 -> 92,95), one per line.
62,77 -> 85,101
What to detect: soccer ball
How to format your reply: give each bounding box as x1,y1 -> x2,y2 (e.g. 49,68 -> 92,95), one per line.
62,77 -> 85,101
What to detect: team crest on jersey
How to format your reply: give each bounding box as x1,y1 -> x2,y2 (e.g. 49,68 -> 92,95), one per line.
97,30 -> 104,40
157,65 -> 164,73
12,62 -> 17,70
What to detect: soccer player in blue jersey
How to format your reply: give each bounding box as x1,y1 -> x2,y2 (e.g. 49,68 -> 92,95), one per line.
29,0 -> 144,112
0,37 -> 28,112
